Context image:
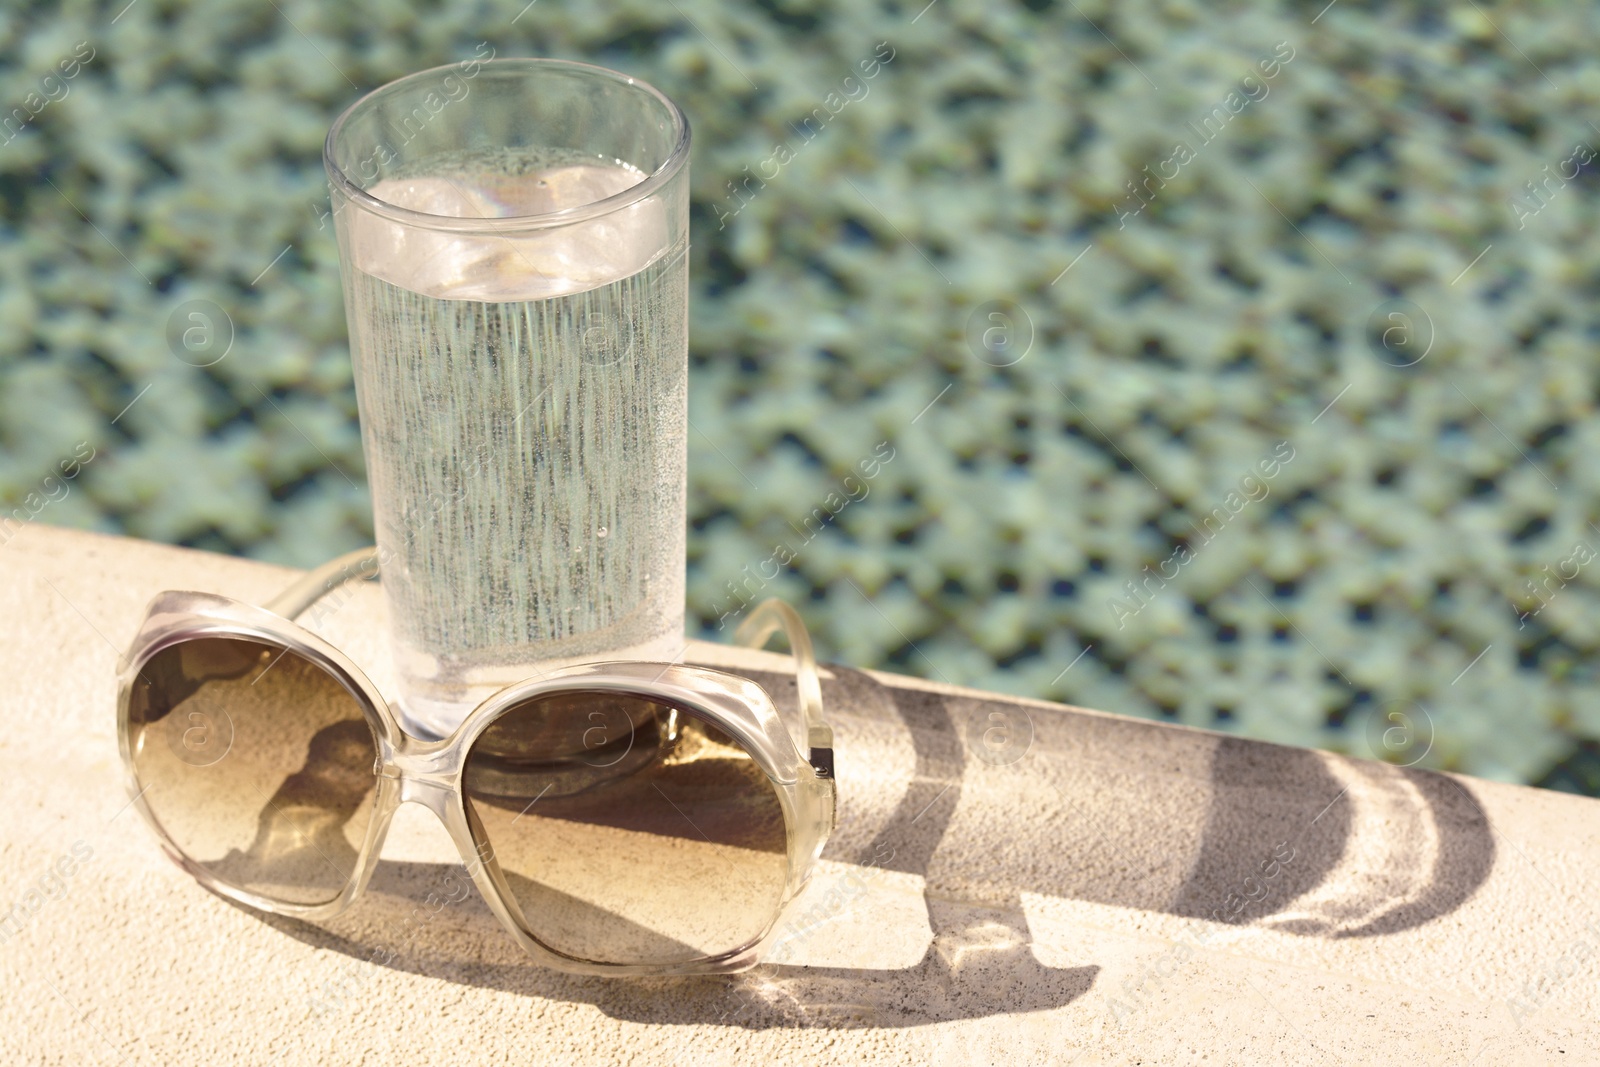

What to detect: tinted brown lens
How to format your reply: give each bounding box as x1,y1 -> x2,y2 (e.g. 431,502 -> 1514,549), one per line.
464,691 -> 788,965
126,637 -> 379,905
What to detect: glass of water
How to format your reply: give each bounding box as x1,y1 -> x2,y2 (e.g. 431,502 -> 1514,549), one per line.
324,58 -> 690,738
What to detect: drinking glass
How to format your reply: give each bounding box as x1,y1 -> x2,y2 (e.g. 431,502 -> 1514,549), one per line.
324,58 -> 690,737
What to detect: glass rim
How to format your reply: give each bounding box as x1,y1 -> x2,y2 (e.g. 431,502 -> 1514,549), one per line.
322,56 -> 691,235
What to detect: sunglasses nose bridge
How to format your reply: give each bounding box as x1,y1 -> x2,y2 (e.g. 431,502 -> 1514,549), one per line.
377,739 -> 462,815
392,776 -> 458,820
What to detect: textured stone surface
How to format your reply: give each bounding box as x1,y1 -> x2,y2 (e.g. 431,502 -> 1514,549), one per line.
1,525 -> 1595,1063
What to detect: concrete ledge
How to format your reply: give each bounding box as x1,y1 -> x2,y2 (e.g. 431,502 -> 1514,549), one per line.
2,525 -> 1595,1064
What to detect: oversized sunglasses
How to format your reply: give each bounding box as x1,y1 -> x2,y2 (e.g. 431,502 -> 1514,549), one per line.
116,548 -> 836,976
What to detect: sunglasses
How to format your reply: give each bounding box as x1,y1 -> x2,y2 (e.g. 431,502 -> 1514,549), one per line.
116,548 -> 836,976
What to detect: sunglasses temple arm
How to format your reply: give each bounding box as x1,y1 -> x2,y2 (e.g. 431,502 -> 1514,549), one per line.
264,547 -> 382,621
733,600 -> 834,777
267,556 -> 839,765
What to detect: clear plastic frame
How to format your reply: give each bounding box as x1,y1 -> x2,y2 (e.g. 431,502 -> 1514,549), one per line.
115,549 -> 836,977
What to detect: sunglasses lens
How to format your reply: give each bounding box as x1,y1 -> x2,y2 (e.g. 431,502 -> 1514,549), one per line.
125,636 -> 379,905
463,690 -> 789,966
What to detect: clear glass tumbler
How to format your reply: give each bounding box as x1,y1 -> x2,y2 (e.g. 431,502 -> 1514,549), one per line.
324,58 -> 690,737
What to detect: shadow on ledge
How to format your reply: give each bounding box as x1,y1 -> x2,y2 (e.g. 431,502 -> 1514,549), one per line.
235,661 -> 1492,1030
253,883 -> 1097,1029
